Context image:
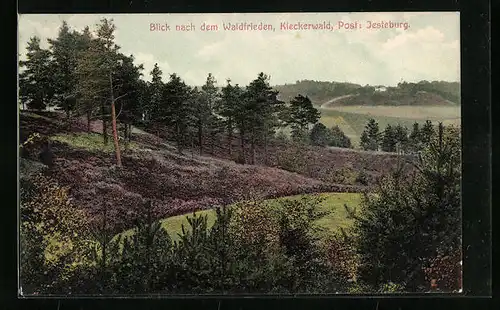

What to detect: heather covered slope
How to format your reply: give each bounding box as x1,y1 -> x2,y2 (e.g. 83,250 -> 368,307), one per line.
20,111 -> 365,234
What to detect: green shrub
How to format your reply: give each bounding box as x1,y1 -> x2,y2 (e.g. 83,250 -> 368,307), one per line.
20,174 -> 92,294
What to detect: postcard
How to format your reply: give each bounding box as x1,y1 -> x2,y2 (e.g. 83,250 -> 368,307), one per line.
18,12 -> 461,296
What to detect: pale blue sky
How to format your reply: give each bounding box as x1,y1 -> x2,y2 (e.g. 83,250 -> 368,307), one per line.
18,12 -> 460,87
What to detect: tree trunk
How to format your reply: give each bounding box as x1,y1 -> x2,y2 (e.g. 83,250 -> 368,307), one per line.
101,104 -> 108,145
109,73 -> 122,167
111,101 -> 122,166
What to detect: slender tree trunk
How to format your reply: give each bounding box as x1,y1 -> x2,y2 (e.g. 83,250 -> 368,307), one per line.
101,103 -> 108,145
111,102 -> 122,166
109,73 -> 122,167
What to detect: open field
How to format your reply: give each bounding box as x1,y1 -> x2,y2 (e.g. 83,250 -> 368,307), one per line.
322,105 -> 460,120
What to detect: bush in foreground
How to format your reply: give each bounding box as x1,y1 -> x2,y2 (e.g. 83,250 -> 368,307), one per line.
350,123 -> 461,292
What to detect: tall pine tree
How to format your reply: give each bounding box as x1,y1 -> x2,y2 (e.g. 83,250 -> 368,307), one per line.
288,94 -> 321,142
19,36 -> 55,110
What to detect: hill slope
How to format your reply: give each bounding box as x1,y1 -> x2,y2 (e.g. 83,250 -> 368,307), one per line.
273,80 -> 460,106
20,111 -> 366,234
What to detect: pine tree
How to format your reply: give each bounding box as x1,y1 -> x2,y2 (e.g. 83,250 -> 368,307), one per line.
200,73 -> 222,155
309,123 -> 330,147
420,120 -> 435,145
162,73 -> 192,152
360,119 -> 380,151
19,36 -> 55,110
393,124 -> 410,154
114,53 -> 144,147
75,18 -> 126,166
288,94 -> 321,141
218,79 -> 243,158
381,124 -> 397,152
73,26 -> 95,132
47,21 -> 80,118
409,122 -> 422,152
245,72 -> 285,164
328,125 -> 352,148
352,122 -> 461,292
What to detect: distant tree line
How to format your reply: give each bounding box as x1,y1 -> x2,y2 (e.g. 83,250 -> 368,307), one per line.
18,19 -> 354,168
360,118 -> 437,153
274,80 -> 460,106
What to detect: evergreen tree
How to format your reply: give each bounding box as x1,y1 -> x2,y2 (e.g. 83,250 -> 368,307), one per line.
73,26 -> 95,131
309,123 -> 330,147
409,122 -> 422,152
200,73 -> 222,155
146,63 -> 164,128
218,79 -> 243,158
381,124 -> 397,152
288,94 -> 321,141
420,120 -> 435,145
114,53 -> 145,146
245,72 -> 285,164
19,36 -> 55,110
162,73 -> 192,152
352,123 -> 461,292
75,18 -> 125,166
360,119 -> 380,151
328,125 -> 352,148
47,21 -> 80,118
393,124 -> 410,153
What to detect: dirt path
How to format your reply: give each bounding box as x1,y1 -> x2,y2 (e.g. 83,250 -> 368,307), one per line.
320,94 -> 355,109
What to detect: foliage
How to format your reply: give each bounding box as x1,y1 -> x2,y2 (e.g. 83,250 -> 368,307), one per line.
360,118 -> 380,151
309,123 -> 331,147
20,173 -> 92,294
328,125 -> 352,148
19,36 -> 55,110
276,142 -> 308,173
351,123 -> 461,292
51,133 -> 137,152
288,94 -> 321,139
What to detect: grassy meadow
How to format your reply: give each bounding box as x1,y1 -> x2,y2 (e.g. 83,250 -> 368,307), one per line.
118,192 -> 363,243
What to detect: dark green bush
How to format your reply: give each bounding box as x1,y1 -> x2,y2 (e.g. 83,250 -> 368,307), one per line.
351,124 -> 461,292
